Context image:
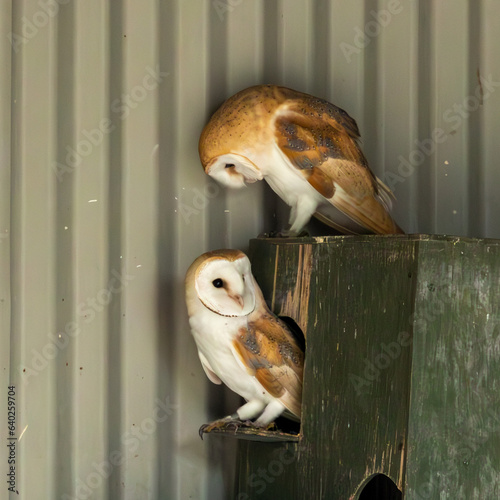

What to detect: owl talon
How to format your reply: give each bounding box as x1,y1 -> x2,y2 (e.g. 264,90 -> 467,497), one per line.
199,417 -> 240,439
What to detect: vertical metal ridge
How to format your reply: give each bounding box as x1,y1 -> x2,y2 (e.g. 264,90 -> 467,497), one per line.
327,1 -> 365,118
70,1 -> 113,498
277,0 -> 314,91
362,0 -> 380,173
173,3 -> 212,498
9,0 -> 22,393
433,1 -> 470,237
481,0 -> 500,238
406,3 -> 421,233
263,0 -> 280,83
375,0 -> 419,234
416,1 -> 434,233
207,0 -> 230,249
262,0 -> 285,233
225,0 -> 266,250
120,0 -> 161,497
55,2 -> 76,497
157,0 -> 178,497
311,0 -> 330,98
206,0 -> 231,421
11,1 -> 58,497
107,0 -> 125,498
0,0 -> 12,491
467,0 -> 484,237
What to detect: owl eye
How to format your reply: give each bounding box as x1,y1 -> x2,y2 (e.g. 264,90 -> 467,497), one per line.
225,163 -> 235,169
212,278 -> 224,288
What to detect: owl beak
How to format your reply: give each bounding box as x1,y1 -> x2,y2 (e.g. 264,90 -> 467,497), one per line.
230,293 -> 245,310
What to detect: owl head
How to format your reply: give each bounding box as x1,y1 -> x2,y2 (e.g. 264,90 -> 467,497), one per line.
185,249 -> 258,317
198,87 -> 267,189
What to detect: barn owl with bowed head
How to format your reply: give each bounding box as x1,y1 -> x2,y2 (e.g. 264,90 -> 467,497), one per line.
185,249 -> 303,433
199,84 -> 404,235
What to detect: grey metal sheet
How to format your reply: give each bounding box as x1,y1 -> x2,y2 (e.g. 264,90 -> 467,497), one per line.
2,1 -> 500,499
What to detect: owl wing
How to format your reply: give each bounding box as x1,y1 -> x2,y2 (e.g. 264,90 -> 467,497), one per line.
198,350 -> 222,385
273,97 -> 403,234
231,312 -> 303,418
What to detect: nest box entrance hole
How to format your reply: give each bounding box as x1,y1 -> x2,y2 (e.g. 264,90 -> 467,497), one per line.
357,474 -> 402,500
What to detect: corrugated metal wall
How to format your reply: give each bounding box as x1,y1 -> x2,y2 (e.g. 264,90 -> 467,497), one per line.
1,1 -> 499,499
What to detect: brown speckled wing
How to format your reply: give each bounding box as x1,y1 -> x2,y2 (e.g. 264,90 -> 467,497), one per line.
274,94 -> 404,234
232,312 -> 303,418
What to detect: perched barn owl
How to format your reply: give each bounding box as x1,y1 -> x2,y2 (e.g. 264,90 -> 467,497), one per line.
199,84 -> 403,235
185,249 -> 303,433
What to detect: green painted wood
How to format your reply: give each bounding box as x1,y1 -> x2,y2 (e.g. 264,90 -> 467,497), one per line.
206,235 -> 500,498
406,238 -> 500,499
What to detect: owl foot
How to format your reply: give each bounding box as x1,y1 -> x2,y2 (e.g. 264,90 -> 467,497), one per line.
258,229 -> 309,238
248,420 -> 277,431
229,419 -> 277,432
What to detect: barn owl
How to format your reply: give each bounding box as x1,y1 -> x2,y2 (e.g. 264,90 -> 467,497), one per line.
199,84 -> 403,235
185,249 -> 303,434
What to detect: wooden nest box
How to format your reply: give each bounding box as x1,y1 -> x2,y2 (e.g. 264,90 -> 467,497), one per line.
215,235 -> 500,499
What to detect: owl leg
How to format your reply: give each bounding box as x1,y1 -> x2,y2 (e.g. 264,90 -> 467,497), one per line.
234,399 -> 266,420
288,198 -> 316,235
254,400 -> 286,427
